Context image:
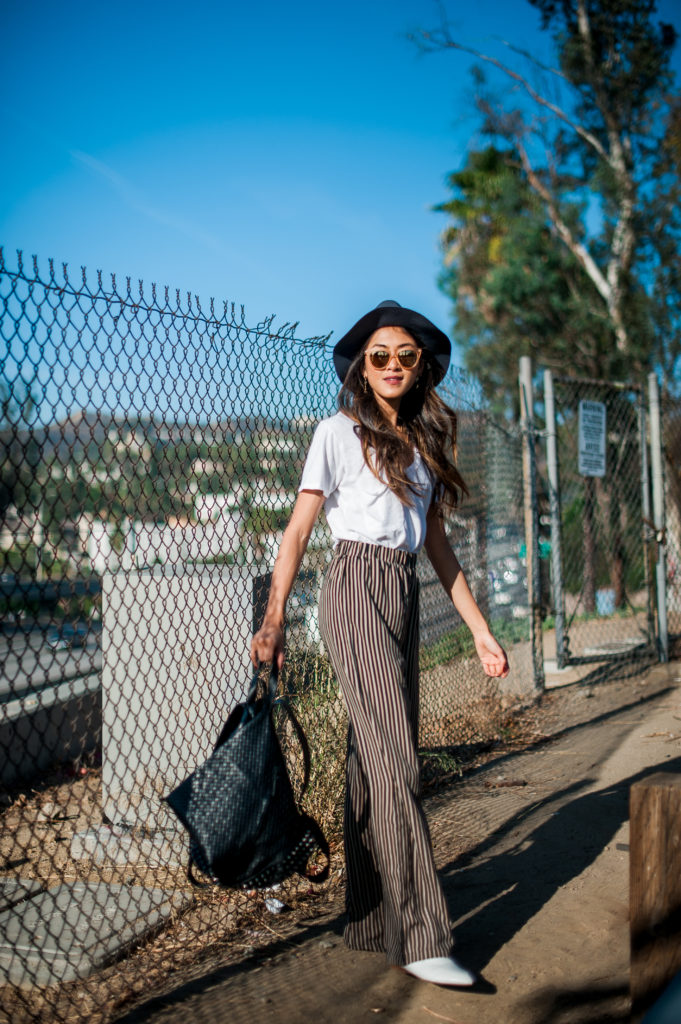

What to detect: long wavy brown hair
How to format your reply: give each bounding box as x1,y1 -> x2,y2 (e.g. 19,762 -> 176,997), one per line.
337,330 -> 468,515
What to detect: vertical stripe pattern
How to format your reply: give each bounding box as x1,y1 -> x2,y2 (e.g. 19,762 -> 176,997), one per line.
318,539 -> 452,966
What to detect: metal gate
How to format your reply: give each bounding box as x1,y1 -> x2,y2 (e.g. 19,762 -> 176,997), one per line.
542,373 -> 657,671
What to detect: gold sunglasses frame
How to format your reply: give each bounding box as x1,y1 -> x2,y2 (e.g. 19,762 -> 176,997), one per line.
365,348 -> 422,371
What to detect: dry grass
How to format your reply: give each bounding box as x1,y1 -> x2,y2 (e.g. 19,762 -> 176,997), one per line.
419,660 -> 504,749
284,656 -> 347,843
0,761 -> 344,1024
0,653 -> 516,1024
0,713 -> 345,1024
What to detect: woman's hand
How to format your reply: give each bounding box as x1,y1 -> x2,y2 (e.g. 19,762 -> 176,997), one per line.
473,631 -> 509,678
425,513 -> 510,680
250,621 -> 285,671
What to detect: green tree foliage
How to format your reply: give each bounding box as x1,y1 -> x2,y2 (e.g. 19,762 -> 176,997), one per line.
419,0 -> 680,411
436,145 -> 619,412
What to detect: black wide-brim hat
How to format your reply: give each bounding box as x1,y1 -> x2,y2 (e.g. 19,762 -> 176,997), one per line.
332,300 -> 451,385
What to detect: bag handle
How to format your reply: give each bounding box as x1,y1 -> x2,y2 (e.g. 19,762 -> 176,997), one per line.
213,665 -> 278,749
213,665 -> 312,796
246,664 -> 279,706
187,859 -> 211,889
276,695 -> 312,799
299,814 -> 331,883
264,668 -> 326,871
258,663 -> 314,800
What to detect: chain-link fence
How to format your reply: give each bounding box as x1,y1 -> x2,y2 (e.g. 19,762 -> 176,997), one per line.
661,389 -> 681,643
0,248 -> 536,1022
540,376 -> 655,671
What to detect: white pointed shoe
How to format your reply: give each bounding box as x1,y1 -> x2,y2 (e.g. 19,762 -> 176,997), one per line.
403,956 -> 476,987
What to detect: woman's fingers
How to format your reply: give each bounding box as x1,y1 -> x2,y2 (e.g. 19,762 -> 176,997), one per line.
250,626 -> 285,670
482,657 -> 509,678
475,633 -> 510,678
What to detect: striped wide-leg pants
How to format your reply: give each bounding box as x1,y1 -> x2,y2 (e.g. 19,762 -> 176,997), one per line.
318,539 -> 452,966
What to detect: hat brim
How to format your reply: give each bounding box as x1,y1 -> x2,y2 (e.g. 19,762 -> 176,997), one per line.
333,304 -> 451,384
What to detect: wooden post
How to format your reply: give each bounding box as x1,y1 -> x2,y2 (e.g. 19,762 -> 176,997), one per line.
630,773 -> 681,1018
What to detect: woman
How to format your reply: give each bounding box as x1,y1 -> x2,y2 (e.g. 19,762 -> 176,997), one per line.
251,300 -> 508,988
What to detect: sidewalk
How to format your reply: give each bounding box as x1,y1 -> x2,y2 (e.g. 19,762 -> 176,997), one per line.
118,662 -> 681,1024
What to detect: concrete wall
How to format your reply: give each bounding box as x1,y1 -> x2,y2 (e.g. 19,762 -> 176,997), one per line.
101,567 -> 268,829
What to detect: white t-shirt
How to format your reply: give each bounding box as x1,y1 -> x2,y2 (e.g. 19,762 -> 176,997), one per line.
299,411 -> 434,552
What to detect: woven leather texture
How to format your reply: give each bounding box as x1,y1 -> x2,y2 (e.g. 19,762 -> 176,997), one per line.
165,670 -> 329,889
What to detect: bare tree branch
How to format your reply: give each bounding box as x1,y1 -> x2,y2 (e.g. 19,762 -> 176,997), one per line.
414,28 -> 610,162
514,138 -> 611,306
498,39 -> 569,84
575,0 -> 636,348
575,0 -> 630,185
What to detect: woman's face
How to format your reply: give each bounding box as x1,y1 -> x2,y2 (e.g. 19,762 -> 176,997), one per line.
363,326 -> 423,418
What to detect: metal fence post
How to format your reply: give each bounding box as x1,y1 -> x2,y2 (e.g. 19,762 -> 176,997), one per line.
638,397 -> 656,653
648,373 -> 669,663
544,370 -> 566,669
519,356 -> 545,695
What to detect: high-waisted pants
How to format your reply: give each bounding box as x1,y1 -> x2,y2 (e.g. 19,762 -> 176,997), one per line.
318,539 -> 452,966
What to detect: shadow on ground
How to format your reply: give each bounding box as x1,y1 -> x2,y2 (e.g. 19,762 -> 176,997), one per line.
517,980 -> 630,1023
438,693 -> 681,975
115,680 -> 678,1023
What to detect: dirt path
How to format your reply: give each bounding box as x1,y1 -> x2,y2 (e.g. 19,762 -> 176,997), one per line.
117,661 -> 681,1024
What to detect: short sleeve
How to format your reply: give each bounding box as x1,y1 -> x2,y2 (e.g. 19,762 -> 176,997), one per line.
299,419 -> 341,497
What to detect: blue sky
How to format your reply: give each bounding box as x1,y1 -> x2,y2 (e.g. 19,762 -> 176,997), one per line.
2,0 -> 679,357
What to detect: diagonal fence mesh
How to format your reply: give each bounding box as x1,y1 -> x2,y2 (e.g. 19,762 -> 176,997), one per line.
1,247 -> 533,1021
541,376 -> 655,667
661,390 -> 681,644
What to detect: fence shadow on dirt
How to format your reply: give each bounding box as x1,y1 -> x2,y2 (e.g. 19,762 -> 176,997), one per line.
518,981 -> 630,1024
437,731 -> 681,975
107,675 -> 678,1024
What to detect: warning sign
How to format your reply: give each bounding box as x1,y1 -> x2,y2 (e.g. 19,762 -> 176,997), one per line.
578,400 -> 606,477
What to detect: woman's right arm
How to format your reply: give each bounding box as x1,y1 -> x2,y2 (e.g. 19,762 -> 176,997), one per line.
425,509 -> 509,678
250,489 -> 325,670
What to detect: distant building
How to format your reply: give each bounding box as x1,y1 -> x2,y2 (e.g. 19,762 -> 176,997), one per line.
121,513 -> 246,569
0,505 -> 28,550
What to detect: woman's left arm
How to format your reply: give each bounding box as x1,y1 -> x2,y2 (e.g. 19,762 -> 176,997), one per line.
424,510 -> 509,678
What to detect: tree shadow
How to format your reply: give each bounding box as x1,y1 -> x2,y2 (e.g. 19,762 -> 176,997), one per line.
438,733 -> 681,975
517,980 -> 630,1023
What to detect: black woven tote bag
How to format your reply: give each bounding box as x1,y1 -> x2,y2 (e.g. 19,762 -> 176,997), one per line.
164,667 -> 329,890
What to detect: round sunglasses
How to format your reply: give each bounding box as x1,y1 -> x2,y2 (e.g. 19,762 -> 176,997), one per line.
366,348 -> 422,371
